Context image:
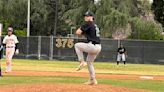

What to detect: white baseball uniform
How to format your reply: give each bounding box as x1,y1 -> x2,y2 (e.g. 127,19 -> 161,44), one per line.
3,34 -> 19,72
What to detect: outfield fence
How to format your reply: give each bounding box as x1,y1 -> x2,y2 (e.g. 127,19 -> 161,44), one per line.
9,36 -> 164,64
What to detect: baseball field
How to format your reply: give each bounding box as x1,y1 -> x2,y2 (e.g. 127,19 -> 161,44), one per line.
0,59 -> 164,92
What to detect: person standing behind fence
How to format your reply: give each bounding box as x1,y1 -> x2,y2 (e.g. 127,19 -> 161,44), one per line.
2,27 -> 19,73
117,44 -> 127,65
74,11 -> 101,85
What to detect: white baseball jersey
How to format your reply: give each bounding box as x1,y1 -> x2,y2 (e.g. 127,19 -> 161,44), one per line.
3,34 -> 19,47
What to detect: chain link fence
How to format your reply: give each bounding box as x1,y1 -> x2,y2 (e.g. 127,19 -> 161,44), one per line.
13,36 -> 164,64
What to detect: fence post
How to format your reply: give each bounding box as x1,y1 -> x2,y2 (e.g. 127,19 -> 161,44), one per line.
26,37 -> 29,58
117,39 -> 121,48
49,36 -> 53,60
38,36 -> 41,60
142,41 -> 145,64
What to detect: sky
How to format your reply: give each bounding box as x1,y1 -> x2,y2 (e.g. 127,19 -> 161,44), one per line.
149,0 -> 153,3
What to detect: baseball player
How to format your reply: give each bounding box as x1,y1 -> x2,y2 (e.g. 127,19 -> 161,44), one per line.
0,65 -> 1,76
117,44 -> 127,65
74,11 -> 101,85
3,27 -> 19,73
0,45 -> 3,76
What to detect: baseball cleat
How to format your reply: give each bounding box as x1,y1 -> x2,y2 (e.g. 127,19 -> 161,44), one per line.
76,61 -> 87,71
5,70 -> 11,73
5,67 -> 11,73
84,79 -> 97,85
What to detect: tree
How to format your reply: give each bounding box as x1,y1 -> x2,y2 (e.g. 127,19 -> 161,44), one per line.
0,0 -> 27,36
152,0 -> 164,28
0,0 -> 163,39
30,0 -> 49,36
130,17 -> 163,40
61,0 -> 145,37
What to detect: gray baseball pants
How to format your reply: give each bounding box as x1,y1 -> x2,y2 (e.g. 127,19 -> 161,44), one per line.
75,42 -> 101,80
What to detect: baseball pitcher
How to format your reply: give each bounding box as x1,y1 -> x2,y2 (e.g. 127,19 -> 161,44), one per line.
3,27 -> 19,73
74,11 -> 101,85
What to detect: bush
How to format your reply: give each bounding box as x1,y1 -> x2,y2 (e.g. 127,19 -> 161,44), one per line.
130,17 -> 163,40
14,29 -> 27,37
96,9 -> 129,37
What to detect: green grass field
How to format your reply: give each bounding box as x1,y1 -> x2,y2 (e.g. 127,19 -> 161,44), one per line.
0,59 -> 164,92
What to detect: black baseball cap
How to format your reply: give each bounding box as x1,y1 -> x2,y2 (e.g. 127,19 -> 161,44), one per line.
84,11 -> 94,17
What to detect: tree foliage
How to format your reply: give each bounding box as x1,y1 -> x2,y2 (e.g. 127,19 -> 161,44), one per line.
130,17 -> 163,40
0,0 -> 27,33
151,0 -> 164,28
0,0 -> 163,40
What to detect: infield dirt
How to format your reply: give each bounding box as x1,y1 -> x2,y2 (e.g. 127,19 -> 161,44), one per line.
1,71 -> 162,92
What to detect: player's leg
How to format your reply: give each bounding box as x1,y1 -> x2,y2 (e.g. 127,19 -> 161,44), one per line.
84,53 -> 99,85
75,42 -> 99,59
8,48 -> 15,71
84,45 -> 101,85
0,64 -> 2,76
74,42 -> 87,71
75,42 -> 99,71
5,48 -> 10,72
5,48 -> 15,72
0,46 -> 3,76
0,48 -> 2,76
117,54 -> 121,65
122,54 -> 126,65
74,42 -> 87,61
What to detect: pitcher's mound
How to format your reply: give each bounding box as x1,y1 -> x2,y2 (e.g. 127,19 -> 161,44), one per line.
0,83 -> 151,92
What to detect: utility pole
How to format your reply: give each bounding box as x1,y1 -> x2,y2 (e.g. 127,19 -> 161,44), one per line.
26,0 -> 30,58
27,0 -> 30,37
53,0 -> 58,36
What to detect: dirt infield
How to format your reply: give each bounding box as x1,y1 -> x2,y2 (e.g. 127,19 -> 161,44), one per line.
1,71 -> 163,92
0,83 -> 151,92
3,71 -> 164,80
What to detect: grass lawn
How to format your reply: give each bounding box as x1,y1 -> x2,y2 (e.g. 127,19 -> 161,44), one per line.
0,76 -> 164,92
1,59 -> 164,75
0,59 -> 164,92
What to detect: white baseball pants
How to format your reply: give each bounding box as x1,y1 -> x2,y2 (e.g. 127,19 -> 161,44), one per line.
117,53 -> 126,61
6,47 -> 15,71
75,42 -> 101,80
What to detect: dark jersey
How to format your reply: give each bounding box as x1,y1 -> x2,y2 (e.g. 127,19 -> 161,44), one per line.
117,47 -> 126,54
80,21 -> 100,44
